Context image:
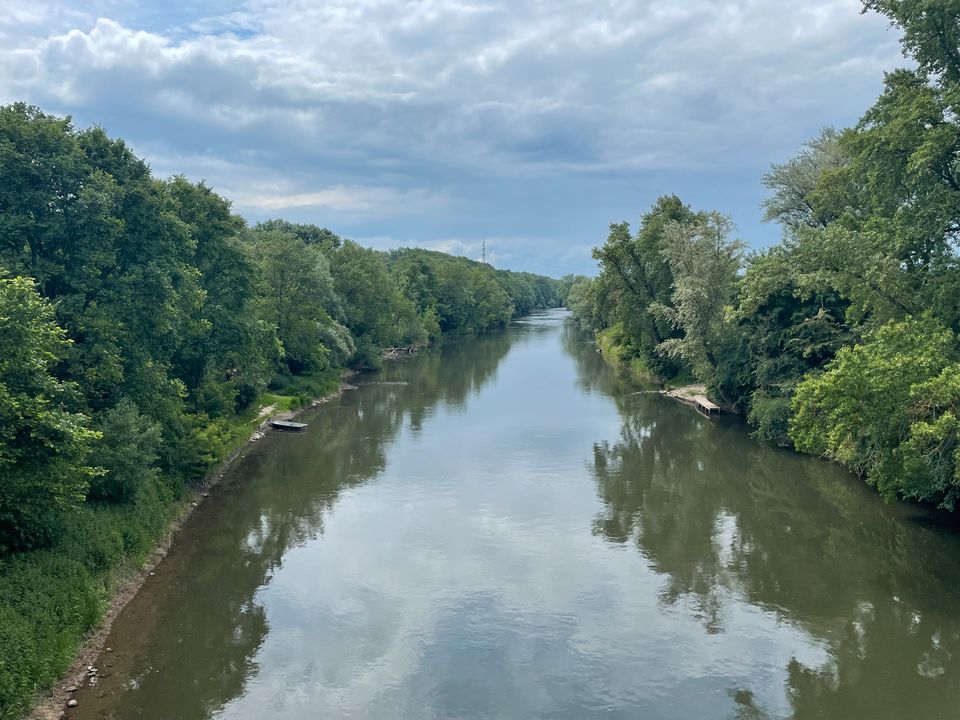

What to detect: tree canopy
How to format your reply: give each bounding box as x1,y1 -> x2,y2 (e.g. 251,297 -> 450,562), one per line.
570,0 -> 960,502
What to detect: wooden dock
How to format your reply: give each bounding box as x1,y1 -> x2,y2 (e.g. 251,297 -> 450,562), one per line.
660,385 -> 721,417
691,395 -> 720,417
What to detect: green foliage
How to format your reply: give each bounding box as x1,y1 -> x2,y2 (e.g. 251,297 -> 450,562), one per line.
566,276 -> 600,325
88,399 -> 162,503
0,276 -> 99,551
250,228 -> 341,373
386,247 -> 562,340
329,240 -> 406,367
863,1 -> 960,85
253,219 -> 342,252
746,392 -> 794,447
0,553 -> 98,720
761,127 -> 845,230
651,212 -> 745,381
167,177 -> 271,416
790,317 -> 960,507
709,247 -> 853,445
588,196 -> 697,377
0,102 -> 564,717
0,476 -> 174,719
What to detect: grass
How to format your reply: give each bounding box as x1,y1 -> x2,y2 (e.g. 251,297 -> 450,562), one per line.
595,325 -> 659,385
210,367 -> 342,466
0,478 -> 180,720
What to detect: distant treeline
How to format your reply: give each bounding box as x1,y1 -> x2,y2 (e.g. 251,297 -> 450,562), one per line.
0,104 -> 565,717
568,1 -> 960,511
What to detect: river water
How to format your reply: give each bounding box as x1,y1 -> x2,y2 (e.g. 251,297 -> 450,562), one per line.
73,310 -> 960,719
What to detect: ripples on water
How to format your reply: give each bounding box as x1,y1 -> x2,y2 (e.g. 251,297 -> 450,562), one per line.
74,310 -> 960,720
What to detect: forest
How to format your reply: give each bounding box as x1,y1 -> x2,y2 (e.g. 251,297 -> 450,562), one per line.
567,1 -> 960,512
0,105 -> 564,718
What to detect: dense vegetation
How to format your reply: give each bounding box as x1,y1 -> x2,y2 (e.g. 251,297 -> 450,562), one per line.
569,1 -> 960,511
0,106 -> 563,718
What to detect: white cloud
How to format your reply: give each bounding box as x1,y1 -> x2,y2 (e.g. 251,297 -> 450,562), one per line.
0,0 -> 908,271
234,185 -> 445,215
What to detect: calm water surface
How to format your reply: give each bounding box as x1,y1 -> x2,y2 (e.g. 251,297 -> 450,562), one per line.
74,311 -> 960,719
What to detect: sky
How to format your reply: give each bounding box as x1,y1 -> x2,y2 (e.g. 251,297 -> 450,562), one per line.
0,1 -> 906,276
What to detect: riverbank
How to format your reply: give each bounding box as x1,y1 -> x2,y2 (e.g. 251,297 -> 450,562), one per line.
23,377 -> 358,720
55,310 -> 960,720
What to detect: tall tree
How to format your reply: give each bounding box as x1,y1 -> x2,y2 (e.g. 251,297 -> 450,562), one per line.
590,196 -> 697,373
761,127 -> 846,231
251,229 -> 346,373
167,177 -> 270,415
652,212 -> 745,381
0,276 -> 99,550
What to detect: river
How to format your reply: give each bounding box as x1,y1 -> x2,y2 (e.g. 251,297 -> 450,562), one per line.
72,310 -> 960,719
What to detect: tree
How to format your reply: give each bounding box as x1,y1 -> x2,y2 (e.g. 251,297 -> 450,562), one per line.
590,196 -> 697,373
254,219 -> 342,252
250,229 -> 344,373
167,177 -> 272,415
713,247 -> 853,445
761,127 -> 846,231
565,276 -> 598,324
790,315 -> 960,508
0,276 -> 99,551
88,398 -> 162,503
652,212 -> 745,381
329,240 -> 411,367
863,1 -> 960,85
465,266 -> 513,332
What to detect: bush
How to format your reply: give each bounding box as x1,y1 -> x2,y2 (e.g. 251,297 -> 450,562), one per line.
88,399 -> 162,503
0,476 -> 177,718
748,391 -> 794,447
790,316 -> 960,507
0,552 -> 99,720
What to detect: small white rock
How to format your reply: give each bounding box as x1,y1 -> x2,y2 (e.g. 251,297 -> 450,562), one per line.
67,699 -> 78,708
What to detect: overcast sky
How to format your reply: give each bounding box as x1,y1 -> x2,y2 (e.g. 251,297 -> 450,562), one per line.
1,1 -> 905,275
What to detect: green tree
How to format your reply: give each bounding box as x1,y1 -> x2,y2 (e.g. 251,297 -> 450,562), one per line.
88,398 -> 162,503
790,316 -> 960,508
565,276 -> 598,324
465,266 -> 513,332
590,196 -> 697,374
0,276 -> 99,551
167,177 -> 272,414
863,1 -> 960,84
710,246 -> 853,445
250,229 -> 345,373
254,219 -> 342,252
652,212 -> 745,381
761,127 -> 845,231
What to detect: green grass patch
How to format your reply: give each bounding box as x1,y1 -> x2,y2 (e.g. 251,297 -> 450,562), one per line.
662,368 -> 697,389
0,477 -> 181,720
267,367 -> 342,411
206,368 -> 342,466
596,325 -> 659,384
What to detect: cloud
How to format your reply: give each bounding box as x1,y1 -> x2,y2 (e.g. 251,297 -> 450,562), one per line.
0,1 -> 907,273
234,185 -> 445,216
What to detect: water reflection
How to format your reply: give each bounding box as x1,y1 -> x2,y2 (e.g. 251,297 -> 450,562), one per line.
73,327 -> 514,719
566,322 -> 960,718
75,314 -> 960,720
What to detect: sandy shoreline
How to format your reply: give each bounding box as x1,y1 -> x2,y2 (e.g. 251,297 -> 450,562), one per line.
27,377 -> 358,720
